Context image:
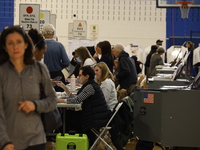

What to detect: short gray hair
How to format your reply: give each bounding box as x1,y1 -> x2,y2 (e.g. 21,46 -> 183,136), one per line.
42,24 -> 55,35
113,43 -> 124,52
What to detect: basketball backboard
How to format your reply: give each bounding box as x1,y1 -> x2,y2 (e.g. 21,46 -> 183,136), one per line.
156,0 -> 200,8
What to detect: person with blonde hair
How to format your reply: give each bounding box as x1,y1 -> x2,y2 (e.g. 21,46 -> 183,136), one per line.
94,62 -> 118,111
75,46 -> 96,68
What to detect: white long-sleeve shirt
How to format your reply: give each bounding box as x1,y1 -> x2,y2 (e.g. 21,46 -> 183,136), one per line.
100,79 -> 118,111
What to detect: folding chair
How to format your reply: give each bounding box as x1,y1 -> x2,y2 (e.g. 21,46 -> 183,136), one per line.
89,102 -> 123,150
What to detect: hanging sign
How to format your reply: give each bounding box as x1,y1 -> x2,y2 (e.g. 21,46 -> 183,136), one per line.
90,25 -> 98,40
73,20 -> 87,39
40,10 -> 50,31
19,4 -> 40,32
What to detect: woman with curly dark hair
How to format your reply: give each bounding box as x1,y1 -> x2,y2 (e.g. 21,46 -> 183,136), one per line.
28,28 -> 46,61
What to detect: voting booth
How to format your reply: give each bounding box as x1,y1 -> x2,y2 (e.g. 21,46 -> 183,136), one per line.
166,45 -> 188,64
147,78 -> 190,88
193,46 -> 200,66
134,88 -> 200,147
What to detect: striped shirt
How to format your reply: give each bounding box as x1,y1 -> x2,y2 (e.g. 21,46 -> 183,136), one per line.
67,84 -> 95,103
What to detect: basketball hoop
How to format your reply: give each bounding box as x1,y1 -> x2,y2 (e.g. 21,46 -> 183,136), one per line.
177,1 -> 193,19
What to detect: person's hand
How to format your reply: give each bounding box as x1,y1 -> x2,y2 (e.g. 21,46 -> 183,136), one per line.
57,81 -> 67,90
18,101 -> 36,113
3,143 -> 15,150
113,75 -> 117,81
93,53 -> 98,59
51,80 -> 59,86
57,98 -> 67,103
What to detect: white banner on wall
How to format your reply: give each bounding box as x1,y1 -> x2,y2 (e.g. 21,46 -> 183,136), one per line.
40,10 -> 50,31
73,20 -> 87,39
19,4 -> 40,32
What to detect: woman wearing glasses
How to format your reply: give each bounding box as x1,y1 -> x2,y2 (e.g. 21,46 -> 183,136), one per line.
57,65 -> 110,147
0,26 -> 57,150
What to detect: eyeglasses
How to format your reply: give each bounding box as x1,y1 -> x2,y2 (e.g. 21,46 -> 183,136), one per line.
3,25 -> 26,36
4,25 -> 23,30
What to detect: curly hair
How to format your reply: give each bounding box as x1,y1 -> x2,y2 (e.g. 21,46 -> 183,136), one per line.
28,28 -> 45,50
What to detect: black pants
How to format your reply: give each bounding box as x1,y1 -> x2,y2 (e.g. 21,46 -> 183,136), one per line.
50,70 -> 66,92
25,143 -> 46,150
136,140 -> 154,150
65,110 -> 96,147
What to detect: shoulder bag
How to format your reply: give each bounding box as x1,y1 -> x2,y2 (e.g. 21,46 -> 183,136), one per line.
37,62 -> 62,133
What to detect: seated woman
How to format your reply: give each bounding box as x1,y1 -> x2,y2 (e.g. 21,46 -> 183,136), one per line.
93,41 -> 114,73
94,62 -> 118,111
75,46 -> 96,68
57,66 -> 111,146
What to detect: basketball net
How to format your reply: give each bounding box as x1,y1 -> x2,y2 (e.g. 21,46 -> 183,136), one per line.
178,1 -> 192,19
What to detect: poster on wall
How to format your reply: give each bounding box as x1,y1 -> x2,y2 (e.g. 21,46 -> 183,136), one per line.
40,10 -> 50,31
90,25 -> 98,40
19,4 -> 40,32
73,20 -> 87,39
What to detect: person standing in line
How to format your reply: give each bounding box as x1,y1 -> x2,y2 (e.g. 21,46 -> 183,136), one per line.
28,28 -> 46,61
148,47 -> 165,76
112,43 -> 138,95
185,41 -> 196,79
144,45 -> 158,75
94,62 -> 118,111
156,39 -> 163,46
42,24 -> 70,92
0,25 -> 57,150
131,55 -> 142,74
156,39 -> 167,63
93,41 -> 114,73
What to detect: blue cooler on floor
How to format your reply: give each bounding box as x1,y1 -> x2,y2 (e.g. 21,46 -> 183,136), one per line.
56,133 -> 89,150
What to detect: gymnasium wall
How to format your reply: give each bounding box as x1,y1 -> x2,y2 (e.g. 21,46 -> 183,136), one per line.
14,0 -> 166,56
166,7 -> 200,49
0,0 -> 14,32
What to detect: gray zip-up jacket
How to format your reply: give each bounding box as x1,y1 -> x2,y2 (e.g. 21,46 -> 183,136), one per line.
0,61 -> 57,150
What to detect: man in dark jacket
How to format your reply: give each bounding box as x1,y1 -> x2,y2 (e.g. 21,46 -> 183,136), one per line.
112,44 -> 138,95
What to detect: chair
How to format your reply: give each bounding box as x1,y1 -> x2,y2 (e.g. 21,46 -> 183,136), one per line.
89,102 -> 123,150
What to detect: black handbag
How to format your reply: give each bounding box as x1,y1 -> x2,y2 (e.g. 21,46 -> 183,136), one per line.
38,62 -> 62,133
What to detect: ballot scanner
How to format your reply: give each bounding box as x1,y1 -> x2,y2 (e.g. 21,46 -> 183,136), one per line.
134,88 -> 200,147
